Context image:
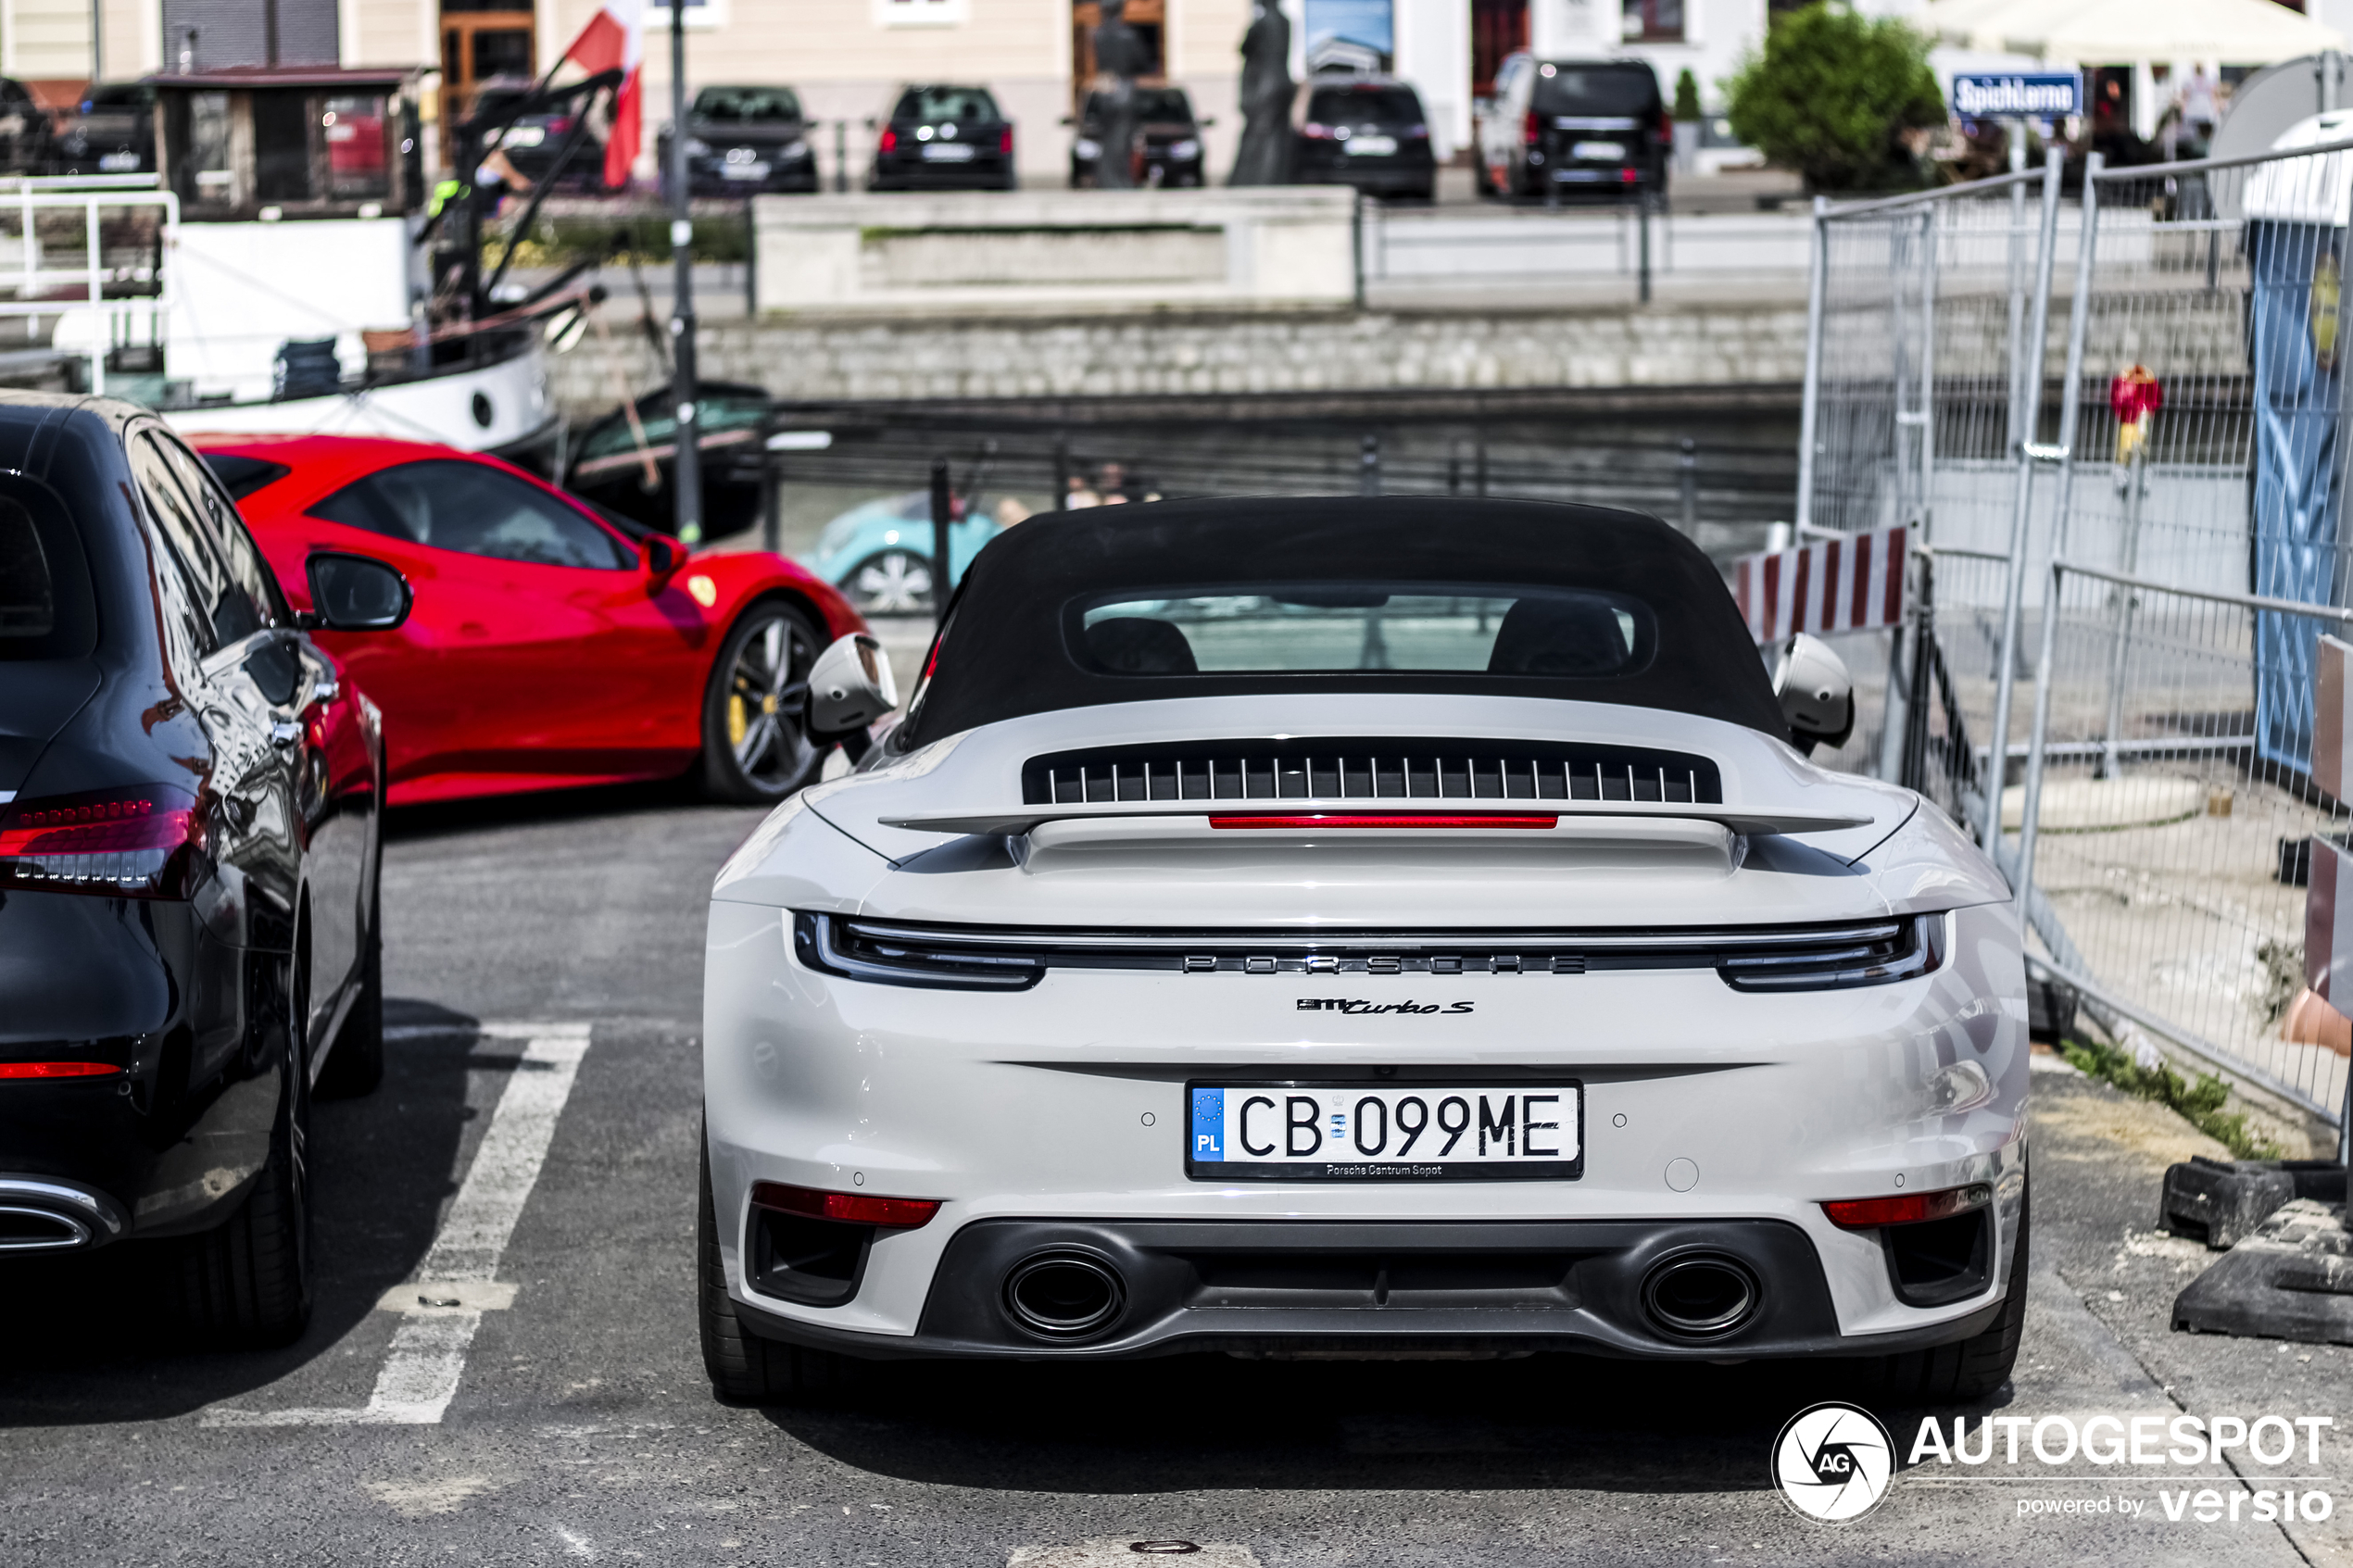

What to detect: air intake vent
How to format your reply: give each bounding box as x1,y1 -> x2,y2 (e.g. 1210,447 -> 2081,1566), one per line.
1021,738 -> 1721,809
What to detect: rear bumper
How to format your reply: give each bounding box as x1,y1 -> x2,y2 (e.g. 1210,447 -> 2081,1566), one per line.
0,1173 -> 130,1251
730,1215 -> 2007,1361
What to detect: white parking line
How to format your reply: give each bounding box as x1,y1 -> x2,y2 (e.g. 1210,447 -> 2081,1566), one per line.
203,1022 -> 592,1428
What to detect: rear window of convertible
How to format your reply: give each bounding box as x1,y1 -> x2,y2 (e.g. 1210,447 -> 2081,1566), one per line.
1074,584 -> 1655,678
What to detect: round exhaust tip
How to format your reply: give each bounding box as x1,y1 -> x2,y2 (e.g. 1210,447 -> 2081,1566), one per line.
1642,1253 -> 1761,1339
1003,1250 -> 1126,1340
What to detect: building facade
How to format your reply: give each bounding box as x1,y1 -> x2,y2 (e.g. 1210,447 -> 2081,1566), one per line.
31,0 -> 1790,182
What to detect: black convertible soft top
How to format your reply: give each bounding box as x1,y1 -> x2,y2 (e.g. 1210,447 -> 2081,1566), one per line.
894,495 -> 1786,746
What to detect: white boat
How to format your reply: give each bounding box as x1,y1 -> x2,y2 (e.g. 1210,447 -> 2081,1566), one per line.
19,65 -> 569,461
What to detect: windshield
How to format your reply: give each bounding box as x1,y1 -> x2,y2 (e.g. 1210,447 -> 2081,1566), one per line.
696,86 -> 801,122
1532,66 -> 1659,116
895,498 -> 1786,746
1307,86 -> 1423,124
1076,586 -> 1652,677
896,87 -> 1001,124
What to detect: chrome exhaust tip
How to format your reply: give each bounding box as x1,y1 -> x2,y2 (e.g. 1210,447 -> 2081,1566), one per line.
0,1204 -> 93,1252
1642,1253 -> 1761,1339
1002,1250 -> 1126,1340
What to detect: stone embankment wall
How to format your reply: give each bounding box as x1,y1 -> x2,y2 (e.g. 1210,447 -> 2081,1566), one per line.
547,301 -> 1812,416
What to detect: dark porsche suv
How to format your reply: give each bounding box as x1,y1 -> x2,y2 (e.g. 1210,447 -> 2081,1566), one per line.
0,394 -> 409,1344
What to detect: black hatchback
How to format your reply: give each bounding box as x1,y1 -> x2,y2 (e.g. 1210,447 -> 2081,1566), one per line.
0,394 -> 410,1344
1291,76 -> 1436,201
660,84 -> 819,197
869,84 -> 1015,192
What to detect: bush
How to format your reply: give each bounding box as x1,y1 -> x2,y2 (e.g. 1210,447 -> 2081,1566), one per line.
1722,2 -> 1944,193
2060,1036 -> 2282,1160
1673,69 -> 1702,124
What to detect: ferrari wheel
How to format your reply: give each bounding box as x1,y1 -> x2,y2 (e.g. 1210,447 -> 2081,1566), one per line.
701,598 -> 826,804
845,550 -> 934,616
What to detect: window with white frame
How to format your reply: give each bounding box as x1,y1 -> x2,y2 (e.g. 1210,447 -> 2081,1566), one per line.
1621,0 -> 1682,43
649,0 -> 727,30
874,0 -> 969,28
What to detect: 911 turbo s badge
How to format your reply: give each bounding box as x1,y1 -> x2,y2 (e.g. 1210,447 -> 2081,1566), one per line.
1296,998 -> 1474,1014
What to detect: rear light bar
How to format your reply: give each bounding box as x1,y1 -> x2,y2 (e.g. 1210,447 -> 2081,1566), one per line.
0,784 -> 204,898
0,1061 -> 122,1080
1823,1183 -> 1992,1230
1209,813 -> 1557,830
1718,912 -> 1943,991
751,1180 -> 939,1230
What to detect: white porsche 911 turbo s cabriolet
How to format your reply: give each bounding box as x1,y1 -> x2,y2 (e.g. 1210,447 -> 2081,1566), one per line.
698,497 -> 2029,1402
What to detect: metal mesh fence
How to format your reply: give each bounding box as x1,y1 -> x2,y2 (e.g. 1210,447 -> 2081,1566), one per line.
1799,138 -> 2353,1125
2017,565 -> 2351,1123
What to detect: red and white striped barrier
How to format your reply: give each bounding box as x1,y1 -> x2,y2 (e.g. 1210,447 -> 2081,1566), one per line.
1731,524 -> 1909,646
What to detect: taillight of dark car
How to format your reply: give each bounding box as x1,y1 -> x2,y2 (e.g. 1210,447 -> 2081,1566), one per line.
1658,110 -> 1674,144
1302,121 -> 1338,141
1524,110 -> 1541,147
999,127 -> 1013,153
0,784 -> 205,898
879,127 -> 898,152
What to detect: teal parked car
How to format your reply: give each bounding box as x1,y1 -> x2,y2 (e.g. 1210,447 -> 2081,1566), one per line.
802,490 -> 1007,615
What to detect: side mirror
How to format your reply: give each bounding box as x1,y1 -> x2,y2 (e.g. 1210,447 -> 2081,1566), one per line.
807,632 -> 900,734
1773,633 -> 1855,756
300,551 -> 411,632
1200,115 -> 1218,127
642,533 -> 685,581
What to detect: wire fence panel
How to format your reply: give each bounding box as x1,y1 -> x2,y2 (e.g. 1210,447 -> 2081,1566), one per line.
1793,137 -> 2353,1123
2018,565 -> 2350,1123
1800,168 -> 2062,783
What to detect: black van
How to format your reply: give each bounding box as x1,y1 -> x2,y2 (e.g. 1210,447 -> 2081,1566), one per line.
1476,56 -> 1668,202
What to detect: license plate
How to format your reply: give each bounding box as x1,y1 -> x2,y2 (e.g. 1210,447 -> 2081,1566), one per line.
922,143 -> 976,161
1188,1083 -> 1582,1181
98,152 -> 139,171
721,162 -> 770,180
1571,140 -> 1627,161
1345,135 -> 1398,157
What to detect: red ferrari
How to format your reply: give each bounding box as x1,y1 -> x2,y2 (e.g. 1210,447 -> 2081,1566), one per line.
193,434 -> 868,808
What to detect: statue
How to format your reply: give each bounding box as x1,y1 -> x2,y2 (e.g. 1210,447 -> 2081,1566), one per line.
1229,0 -> 1292,186
1091,0 -> 1150,189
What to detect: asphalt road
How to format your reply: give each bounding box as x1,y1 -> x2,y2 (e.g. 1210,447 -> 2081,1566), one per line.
2,785 -> 2350,1566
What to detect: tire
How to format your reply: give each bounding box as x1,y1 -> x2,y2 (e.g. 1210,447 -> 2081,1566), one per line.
316,841 -> 384,1099
842,548 -> 936,617
172,958 -> 313,1346
698,1136 -> 859,1403
1863,1180 -> 2030,1402
700,596 -> 829,804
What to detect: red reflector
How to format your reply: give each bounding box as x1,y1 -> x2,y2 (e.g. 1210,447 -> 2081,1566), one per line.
0,1061 -> 122,1080
1620,169 -> 1638,182
1822,1184 -> 1992,1229
1209,813 -> 1558,830
751,1180 -> 939,1229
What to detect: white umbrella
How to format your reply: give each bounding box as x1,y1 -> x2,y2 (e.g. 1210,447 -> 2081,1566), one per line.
2006,0 -> 2343,66
1920,0 -> 2047,52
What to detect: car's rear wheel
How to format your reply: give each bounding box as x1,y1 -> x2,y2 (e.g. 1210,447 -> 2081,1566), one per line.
172,952 -> 313,1346
698,1137 -> 859,1403
701,597 -> 828,804
844,549 -> 935,617
1862,1180 -> 2029,1401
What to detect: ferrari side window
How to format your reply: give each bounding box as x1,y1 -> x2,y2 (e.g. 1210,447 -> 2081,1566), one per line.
309,459 -> 635,571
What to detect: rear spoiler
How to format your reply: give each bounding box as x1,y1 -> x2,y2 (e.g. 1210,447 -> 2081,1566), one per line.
878,802 -> 1875,837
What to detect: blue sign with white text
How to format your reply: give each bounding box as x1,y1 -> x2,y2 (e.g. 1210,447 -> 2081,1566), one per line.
1951,72 -> 2082,119
1191,1087 -> 1225,1160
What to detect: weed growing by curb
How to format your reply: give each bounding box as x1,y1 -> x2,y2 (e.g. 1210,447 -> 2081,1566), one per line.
2059,1037 -> 2283,1160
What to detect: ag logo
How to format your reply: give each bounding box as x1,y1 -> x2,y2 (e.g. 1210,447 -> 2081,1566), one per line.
1771,1402 -> 1894,1524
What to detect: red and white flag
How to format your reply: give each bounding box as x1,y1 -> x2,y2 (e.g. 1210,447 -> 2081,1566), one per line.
562,0 -> 645,190
1731,524 -> 1908,646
